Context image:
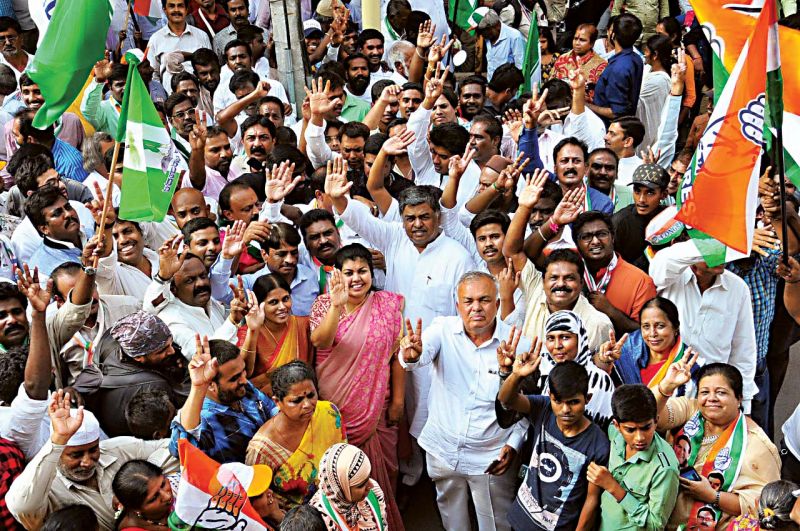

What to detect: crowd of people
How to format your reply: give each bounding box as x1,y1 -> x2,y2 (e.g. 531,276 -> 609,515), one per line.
0,0 -> 799,529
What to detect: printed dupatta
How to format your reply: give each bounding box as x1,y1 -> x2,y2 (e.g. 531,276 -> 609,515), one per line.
676,410 -> 748,530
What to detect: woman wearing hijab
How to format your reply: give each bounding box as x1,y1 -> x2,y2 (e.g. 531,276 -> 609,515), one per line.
309,443 -> 387,531
497,310 -> 617,428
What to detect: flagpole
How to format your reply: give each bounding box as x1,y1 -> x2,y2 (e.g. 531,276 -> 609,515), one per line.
93,141 -> 122,268
776,127 -> 790,265
123,0 -> 133,36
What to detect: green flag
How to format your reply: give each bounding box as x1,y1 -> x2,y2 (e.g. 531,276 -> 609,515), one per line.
451,0 -> 479,33
520,16 -> 541,94
27,0 -> 112,128
117,50 -> 187,222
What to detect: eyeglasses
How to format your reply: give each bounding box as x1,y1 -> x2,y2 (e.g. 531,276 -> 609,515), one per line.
0,35 -> 18,43
172,108 -> 196,120
577,229 -> 611,243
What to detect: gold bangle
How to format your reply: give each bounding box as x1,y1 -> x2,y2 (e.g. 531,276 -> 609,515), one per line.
657,384 -> 673,398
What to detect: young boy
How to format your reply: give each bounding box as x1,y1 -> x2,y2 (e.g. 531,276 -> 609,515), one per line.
612,163 -> 669,272
588,383 -> 679,530
499,357 -> 610,530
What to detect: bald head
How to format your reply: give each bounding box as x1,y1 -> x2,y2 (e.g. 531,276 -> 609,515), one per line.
171,188 -> 211,229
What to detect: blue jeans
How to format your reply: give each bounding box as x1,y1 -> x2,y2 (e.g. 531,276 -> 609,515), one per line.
751,358 -> 771,436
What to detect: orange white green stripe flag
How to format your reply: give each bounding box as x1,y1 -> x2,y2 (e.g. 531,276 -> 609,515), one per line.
168,439 -> 272,530
675,0 -> 771,262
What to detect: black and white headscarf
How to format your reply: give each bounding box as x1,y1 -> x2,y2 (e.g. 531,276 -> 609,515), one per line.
538,311 -> 615,428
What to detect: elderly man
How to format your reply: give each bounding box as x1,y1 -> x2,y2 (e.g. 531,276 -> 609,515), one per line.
470,8 -> 525,80
74,311 -> 190,437
6,391 -> 172,530
400,271 -> 528,531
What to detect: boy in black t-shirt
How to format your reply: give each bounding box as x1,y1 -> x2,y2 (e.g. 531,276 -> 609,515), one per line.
498,340 -> 610,531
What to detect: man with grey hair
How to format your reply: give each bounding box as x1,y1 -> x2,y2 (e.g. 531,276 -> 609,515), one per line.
327,169 -> 475,483
399,270 -> 528,531
387,39 -> 415,81
469,7 -> 525,80
6,390 -> 174,530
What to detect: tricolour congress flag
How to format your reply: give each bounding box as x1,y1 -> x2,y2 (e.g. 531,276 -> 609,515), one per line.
134,0 -> 162,18
117,50 -> 186,222
520,13 -> 541,94
168,439 -> 270,531
690,0 -> 800,187
675,0 -> 771,263
26,0 -> 112,128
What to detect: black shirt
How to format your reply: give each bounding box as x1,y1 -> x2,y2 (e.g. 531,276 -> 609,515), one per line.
612,204 -> 666,273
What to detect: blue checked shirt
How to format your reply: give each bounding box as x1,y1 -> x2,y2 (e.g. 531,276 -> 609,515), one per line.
51,139 -> 89,183
728,249 -> 780,362
170,382 -> 278,464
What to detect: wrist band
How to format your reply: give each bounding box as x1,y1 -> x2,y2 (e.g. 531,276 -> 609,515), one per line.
416,48 -> 427,60
548,220 -> 560,233
714,491 -> 721,507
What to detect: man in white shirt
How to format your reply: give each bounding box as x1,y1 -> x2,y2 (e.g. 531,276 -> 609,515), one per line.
604,115 -> 645,186
148,0 -> 212,85
95,217 -> 160,303
649,239 -> 758,412
0,18 -> 31,82
399,271 -> 527,531
357,28 -> 406,96
470,8 -> 525,81
213,43 -> 288,114
327,167 -> 474,448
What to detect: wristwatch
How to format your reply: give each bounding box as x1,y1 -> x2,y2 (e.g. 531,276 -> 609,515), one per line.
83,266 -> 97,276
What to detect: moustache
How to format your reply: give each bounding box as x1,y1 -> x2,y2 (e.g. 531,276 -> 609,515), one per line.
193,286 -> 211,297
483,246 -> 498,254
564,169 -> 578,177
4,324 -> 24,334
250,145 -> 266,155
552,286 -> 573,294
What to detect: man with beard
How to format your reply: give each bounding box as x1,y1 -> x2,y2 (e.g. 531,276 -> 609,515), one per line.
0,18 -> 30,82
144,241 -> 238,359
10,152 -> 95,264
296,209 -> 343,294
12,109 -> 89,183
81,57 -> 128,137
171,338 -> 277,464
458,76 -> 487,122
503,175 -> 613,351
190,48 -> 222,96
15,75 -> 84,151
185,123 -> 240,200
25,187 -> 95,278
387,40 -> 415,82
399,82 -> 424,118
407,69 -> 480,209
587,148 -> 631,212
6,390 -> 173,530
0,284 -> 28,352
74,311 -> 189,437
328,169 -> 474,480
148,0 -> 211,86
613,163 -> 668,271
344,53 -> 372,104
213,0 -> 250,60
165,92 -> 196,160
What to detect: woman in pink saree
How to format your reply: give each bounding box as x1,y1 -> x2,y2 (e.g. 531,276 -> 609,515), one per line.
309,243 -> 406,531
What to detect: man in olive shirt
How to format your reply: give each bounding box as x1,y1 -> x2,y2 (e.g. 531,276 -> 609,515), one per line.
587,384 -> 679,530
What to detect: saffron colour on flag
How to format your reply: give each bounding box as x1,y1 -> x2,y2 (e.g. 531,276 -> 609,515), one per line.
675,1 -> 770,258
520,15 -> 541,94
26,0 -> 113,128
134,0 -> 162,18
117,50 -> 186,222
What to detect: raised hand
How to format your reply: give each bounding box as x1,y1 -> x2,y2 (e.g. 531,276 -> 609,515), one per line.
752,225 -> 781,257
498,258 -> 520,304
597,330 -> 629,365
265,160 -> 301,203
379,84 -> 402,106
221,220 -> 246,260
157,234 -> 187,281
93,51 -> 113,83
189,334 -> 219,387
382,129 -> 416,156
400,318 -> 423,363
305,78 -> 340,118
242,220 -> 271,246
80,234 -> 103,268
84,181 -> 116,227
503,108 -> 523,143
660,347 -> 700,395
496,325 -> 522,375
567,67 -> 587,93
671,49 -> 688,93
497,152 -> 531,194
512,336 -> 543,377
448,145 -> 476,182
640,145 -> 661,165
228,276 -> 249,324
328,268 -> 350,308
552,186 -> 585,226
253,80 -> 272,99
245,292 -> 266,331
189,110 -> 208,151
416,20 -> 436,50
423,63 -> 446,105
48,389 -> 85,445
523,88 -> 549,129
324,157 -> 353,199
428,34 -> 453,65
518,169 -> 549,209
16,264 -> 53,313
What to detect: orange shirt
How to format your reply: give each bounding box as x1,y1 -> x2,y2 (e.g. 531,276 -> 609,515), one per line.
605,256 -> 657,321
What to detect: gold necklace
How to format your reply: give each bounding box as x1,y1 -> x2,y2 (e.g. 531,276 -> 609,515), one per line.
262,322 -> 286,344
343,297 -> 367,317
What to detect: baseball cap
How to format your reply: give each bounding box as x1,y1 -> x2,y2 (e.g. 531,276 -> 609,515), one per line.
303,19 -> 324,39
630,163 -> 669,190
467,7 -> 500,31
316,0 -> 334,18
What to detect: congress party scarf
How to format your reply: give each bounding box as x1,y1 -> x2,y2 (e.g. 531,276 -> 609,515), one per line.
583,252 -> 618,293
645,336 -> 687,390
677,410 -> 748,530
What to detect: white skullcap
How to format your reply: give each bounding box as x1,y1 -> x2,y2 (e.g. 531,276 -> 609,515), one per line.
49,408 -> 101,447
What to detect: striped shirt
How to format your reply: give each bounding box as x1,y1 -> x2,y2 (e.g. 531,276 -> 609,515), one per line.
51,139 -> 89,183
